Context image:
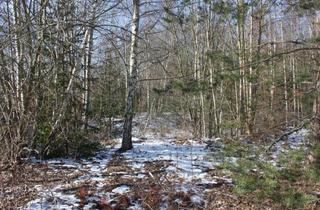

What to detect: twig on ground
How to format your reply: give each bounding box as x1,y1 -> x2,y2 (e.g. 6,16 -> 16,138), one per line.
266,118 -> 313,152
103,169 -> 165,177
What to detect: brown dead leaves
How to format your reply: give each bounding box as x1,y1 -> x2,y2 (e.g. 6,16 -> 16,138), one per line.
97,195 -> 131,210
98,197 -> 113,210
141,185 -> 162,210
76,185 -> 131,210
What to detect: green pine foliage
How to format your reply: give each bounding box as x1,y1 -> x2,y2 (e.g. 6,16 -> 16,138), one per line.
216,142 -> 319,209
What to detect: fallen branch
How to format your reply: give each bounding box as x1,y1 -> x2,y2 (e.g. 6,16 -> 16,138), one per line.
308,191 -> 320,198
27,178 -> 63,183
266,118 -> 313,152
102,169 -> 165,177
147,171 -> 168,191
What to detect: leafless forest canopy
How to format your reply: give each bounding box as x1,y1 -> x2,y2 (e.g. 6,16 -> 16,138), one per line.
1,0 -> 319,161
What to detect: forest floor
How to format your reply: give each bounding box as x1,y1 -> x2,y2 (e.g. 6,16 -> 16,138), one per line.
1,113 -> 319,209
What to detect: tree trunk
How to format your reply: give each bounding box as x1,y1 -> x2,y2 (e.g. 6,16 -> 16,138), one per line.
281,21 -> 288,126
121,0 -> 140,152
82,28 -> 93,130
237,0 -> 246,134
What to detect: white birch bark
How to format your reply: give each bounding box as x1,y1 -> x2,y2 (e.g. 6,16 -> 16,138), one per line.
82,28 -> 93,130
121,0 -> 140,151
281,21 -> 288,126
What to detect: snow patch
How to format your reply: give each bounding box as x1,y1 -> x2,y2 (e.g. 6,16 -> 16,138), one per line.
112,185 -> 130,194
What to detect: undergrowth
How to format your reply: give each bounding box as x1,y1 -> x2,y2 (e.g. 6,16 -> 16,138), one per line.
217,140 -> 319,209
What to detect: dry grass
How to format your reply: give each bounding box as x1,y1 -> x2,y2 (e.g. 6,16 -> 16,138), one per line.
0,162 -> 83,209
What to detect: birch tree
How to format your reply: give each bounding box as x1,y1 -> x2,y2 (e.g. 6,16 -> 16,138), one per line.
121,0 -> 140,151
